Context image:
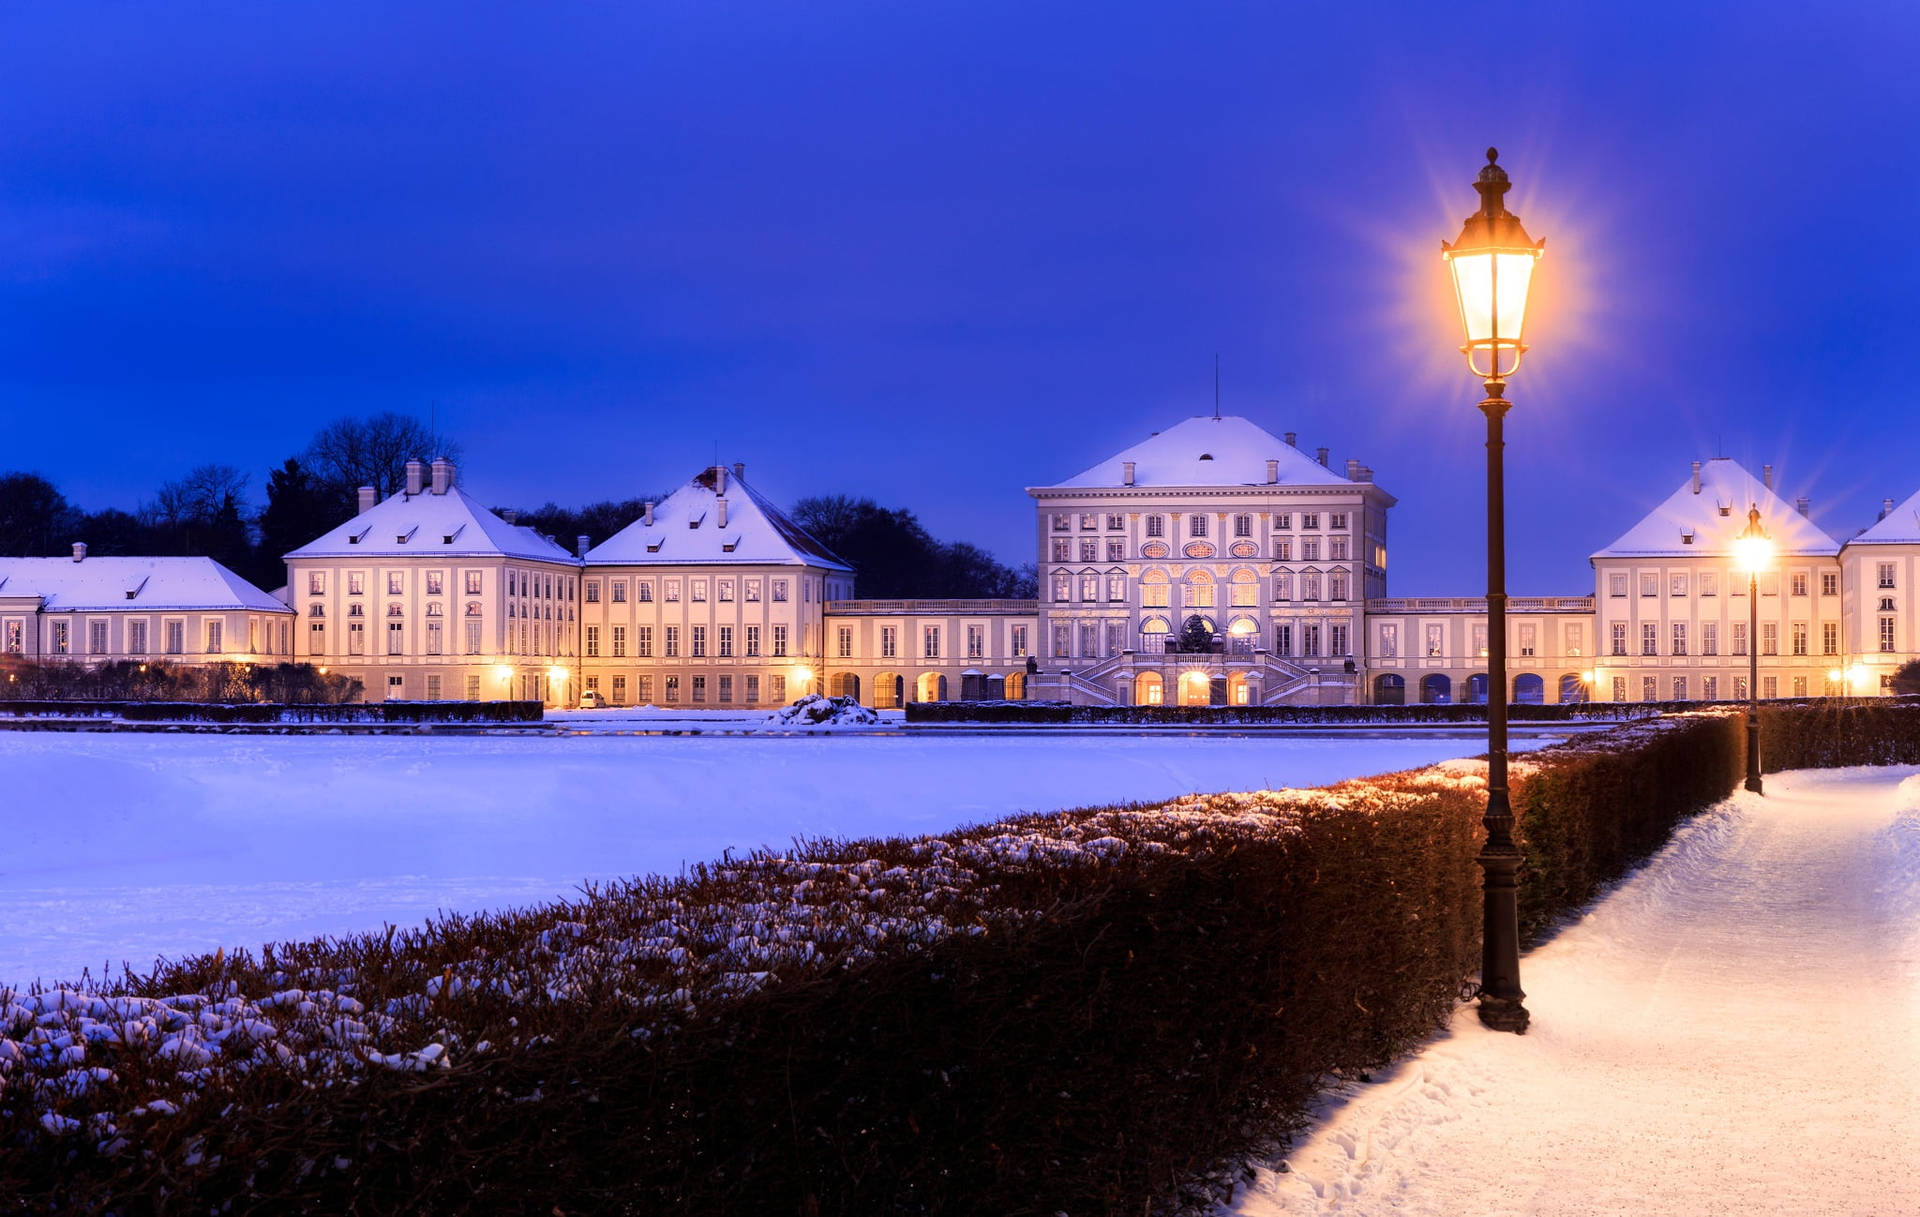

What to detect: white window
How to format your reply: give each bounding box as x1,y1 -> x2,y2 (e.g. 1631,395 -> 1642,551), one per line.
1052,513 -> 1070,532
1052,573 -> 1071,602
1301,513 -> 1319,529
1882,616 -> 1896,652
1823,622 -> 1839,656
691,580 -> 707,603
87,619 -> 108,655
1703,676 -> 1718,701
387,571 -> 404,595
1792,623 -> 1807,656
772,625 -> 788,657
1079,513 -> 1096,531
387,621 -> 403,655
1821,572 -> 1838,597
719,626 -> 734,657
1641,574 -> 1658,597
923,625 -> 940,658
1670,574 -> 1687,596
465,570 -> 482,595
1702,622 -> 1718,655
691,625 -> 706,657
1762,623 -> 1778,656
206,621 -> 223,654
1641,623 -> 1658,656
426,622 -> 442,655
1791,573 -> 1807,597
1274,514 -> 1291,530
1106,514 -> 1124,530
1733,622 -> 1748,656
585,626 -> 600,657
1010,624 -> 1028,657
1700,572 -> 1717,597
1611,623 -> 1626,655
612,626 -> 626,657
638,580 -> 654,602
1879,563 -> 1897,589
772,580 -> 789,602
881,626 -> 897,658
1519,624 -> 1536,657
638,626 -> 653,657
466,622 -> 482,654
665,580 -> 681,602
1233,514 -> 1252,537
585,580 -> 600,603
718,579 -> 734,602
349,571 -> 365,595
611,580 -> 627,602
967,625 -> 984,658
1609,573 -> 1628,597
128,620 -> 148,654
1672,623 -> 1687,655
1145,515 -> 1165,538
664,626 -> 679,657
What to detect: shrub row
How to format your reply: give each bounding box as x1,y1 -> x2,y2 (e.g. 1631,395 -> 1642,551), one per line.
0,698 -> 544,725
7,704 -> 1918,1214
906,698 -> 1674,725
0,659 -> 361,705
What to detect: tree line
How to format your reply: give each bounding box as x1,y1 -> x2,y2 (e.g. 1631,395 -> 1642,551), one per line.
0,414 -> 1036,600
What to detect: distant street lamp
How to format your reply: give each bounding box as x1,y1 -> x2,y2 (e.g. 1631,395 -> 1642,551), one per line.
1443,147 -> 1544,1034
1733,505 -> 1773,794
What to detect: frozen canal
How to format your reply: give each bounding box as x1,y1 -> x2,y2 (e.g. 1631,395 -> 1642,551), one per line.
0,724 -> 1561,987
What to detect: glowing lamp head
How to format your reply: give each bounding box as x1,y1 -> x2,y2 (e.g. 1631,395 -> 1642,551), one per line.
1732,505 -> 1774,574
547,666 -> 568,684
494,664 -> 514,682
792,665 -> 814,686
1443,148 -> 1545,381
1848,663 -> 1869,689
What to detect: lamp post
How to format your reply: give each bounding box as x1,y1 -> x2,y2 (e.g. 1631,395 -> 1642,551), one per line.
1733,505 -> 1772,794
1443,148 -> 1544,1034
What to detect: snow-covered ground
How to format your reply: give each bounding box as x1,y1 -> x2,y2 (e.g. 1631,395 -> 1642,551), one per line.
0,727 -> 1555,988
1225,766 -> 1920,1217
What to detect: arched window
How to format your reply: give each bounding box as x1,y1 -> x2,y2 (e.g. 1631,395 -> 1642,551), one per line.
465,601 -> 483,617
1230,568 -> 1259,606
1185,569 -> 1216,608
1228,616 -> 1259,653
1374,673 -> 1407,705
1140,615 -> 1171,652
425,602 -> 444,617
1141,568 -> 1170,608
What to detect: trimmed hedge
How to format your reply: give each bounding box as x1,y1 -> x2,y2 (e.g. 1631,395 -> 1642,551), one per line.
7,704 -> 1920,1214
0,699 -> 544,725
0,658 -> 361,705
907,698 -> 1676,725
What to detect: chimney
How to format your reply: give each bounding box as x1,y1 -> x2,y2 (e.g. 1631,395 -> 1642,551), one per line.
732,461 -> 745,482
576,534 -> 591,558
1882,497 -> 1895,521
714,465 -> 728,495
430,458 -> 453,495
1691,461 -> 1702,494
1122,461 -> 1136,486
357,486 -> 377,515
1345,458 -> 1361,481
643,501 -> 654,526
405,460 -> 424,496
1360,465 -> 1375,482
1762,464 -> 1774,492
1315,447 -> 1330,467
502,509 -> 518,525
1795,497 -> 1809,518
71,542 -> 86,562
1265,459 -> 1279,485
717,498 -> 729,528
1284,432 -> 1297,447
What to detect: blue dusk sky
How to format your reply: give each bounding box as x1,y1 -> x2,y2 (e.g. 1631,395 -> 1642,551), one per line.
3,3 -> 1917,593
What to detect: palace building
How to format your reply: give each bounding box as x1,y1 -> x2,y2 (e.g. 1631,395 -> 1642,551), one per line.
12,413 -> 1920,708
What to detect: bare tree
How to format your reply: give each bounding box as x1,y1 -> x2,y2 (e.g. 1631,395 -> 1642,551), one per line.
303,413 -> 460,511
147,465 -> 250,526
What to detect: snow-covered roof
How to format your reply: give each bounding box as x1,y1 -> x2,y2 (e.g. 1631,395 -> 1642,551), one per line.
585,466 -> 852,570
1592,458 -> 1839,560
1847,487 -> 1920,545
0,556 -> 293,613
285,486 -> 578,565
1038,416 -> 1360,491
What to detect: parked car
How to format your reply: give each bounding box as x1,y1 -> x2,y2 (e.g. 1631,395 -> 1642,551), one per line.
577,690 -> 606,709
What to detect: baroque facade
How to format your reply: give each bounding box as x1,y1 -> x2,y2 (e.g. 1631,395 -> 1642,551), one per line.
16,413 -> 1920,708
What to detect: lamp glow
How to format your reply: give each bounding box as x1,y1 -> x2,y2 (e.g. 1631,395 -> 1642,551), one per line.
1733,506 -> 1774,574
547,666 -> 568,683
1443,148 -> 1545,381
792,665 -> 814,685
494,664 -> 513,681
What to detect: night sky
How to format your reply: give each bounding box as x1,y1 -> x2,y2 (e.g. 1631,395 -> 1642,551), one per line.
4,3 -> 1917,593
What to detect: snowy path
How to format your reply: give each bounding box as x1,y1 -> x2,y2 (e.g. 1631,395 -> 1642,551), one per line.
0,729 -> 1547,988
1226,766 -> 1920,1217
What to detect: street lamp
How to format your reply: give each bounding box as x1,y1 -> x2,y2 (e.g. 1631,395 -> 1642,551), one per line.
1733,505 -> 1773,794
1443,147 -> 1544,1034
